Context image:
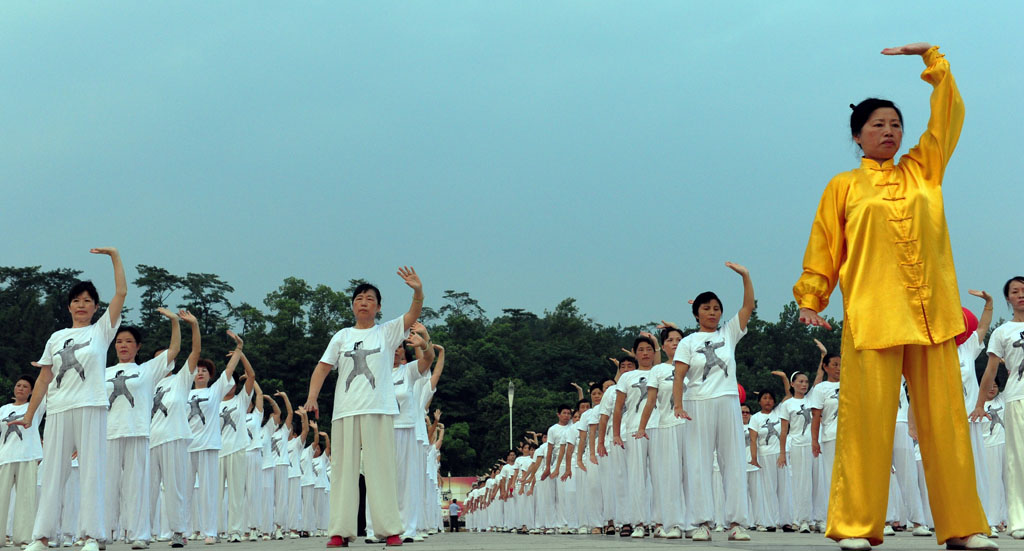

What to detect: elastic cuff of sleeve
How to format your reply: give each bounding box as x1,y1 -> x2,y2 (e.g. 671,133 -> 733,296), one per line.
798,295 -> 823,312
922,45 -> 942,66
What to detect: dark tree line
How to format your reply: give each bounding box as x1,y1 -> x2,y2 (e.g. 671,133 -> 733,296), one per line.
1,264 -> 996,477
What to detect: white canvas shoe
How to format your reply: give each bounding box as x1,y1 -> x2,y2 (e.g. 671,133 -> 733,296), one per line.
946,534 -> 998,550
692,526 -> 712,542
665,527 -> 683,539
728,526 -> 751,541
838,538 -> 871,550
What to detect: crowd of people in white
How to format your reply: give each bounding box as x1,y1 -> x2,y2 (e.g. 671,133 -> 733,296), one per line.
0,250 -> 448,550
461,268 -> 1024,545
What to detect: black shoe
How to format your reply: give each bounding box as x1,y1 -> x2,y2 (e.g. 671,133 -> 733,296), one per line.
619,525 -> 632,537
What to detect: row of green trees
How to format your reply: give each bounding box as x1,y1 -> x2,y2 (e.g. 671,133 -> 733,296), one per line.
0,265 -> 994,476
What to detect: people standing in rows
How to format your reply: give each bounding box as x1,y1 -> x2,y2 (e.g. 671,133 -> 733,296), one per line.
777,372 -> 815,533
217,343 -> 256,542
0,375 -> 45,548
612,335 -> 658,538
748,389 -> 792,532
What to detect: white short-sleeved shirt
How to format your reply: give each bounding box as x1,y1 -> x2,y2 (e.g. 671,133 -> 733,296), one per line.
301,445 -> 316,486
673,314 -> 746,401
319,316 -> 408,421
597,386 -> 620,438
649,362 -> 683,429
775,396 -> 812,448
981,396 -> 1006,447
393,362 -> 424,429
271,424 -> 290,467
534,442 -> 548,463
576,409 -> 597,453
150,366 -> 195,448
546,423 -> 570,468
0,400 -> 45,466
988,321 -> 1024,403
187,371 -> 234,452
958,333 -> 984,417
246,411 -> 264,453
615,369 -> 654,434
106,353 -> 172,440
499,464 -> 515,488
287,436 -> 302,478
807,380 -> 840,443
513,455 -> 532,483
749,410 -> 782,456
314,453 -> 329,489
218,389 -> 253,457
38,310 -> 120,415
260,420 -> 278,469
413,378 -> 434,445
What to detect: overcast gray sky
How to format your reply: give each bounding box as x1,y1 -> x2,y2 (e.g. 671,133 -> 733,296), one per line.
2,2 -> 1021,329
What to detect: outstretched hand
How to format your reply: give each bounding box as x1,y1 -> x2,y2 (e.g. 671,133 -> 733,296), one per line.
178,309 -> 198,325
157,308 -> 178,320
89,247 -> 118,257
725,261 -> 749,277
227,330 -> 244,348
968,289 -> 992,302
881,43 -> 932,56
814,338 -> 828,355
397,266 -> 422,292
799,308 -> 833,330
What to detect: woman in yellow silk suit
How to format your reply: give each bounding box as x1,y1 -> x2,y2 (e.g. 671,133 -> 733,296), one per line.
793,43 -> 994,551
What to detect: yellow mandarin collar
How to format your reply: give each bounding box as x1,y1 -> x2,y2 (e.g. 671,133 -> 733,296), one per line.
859,157 -> 896,171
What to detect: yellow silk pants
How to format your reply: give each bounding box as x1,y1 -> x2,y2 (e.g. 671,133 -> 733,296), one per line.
825,324 -> 989,545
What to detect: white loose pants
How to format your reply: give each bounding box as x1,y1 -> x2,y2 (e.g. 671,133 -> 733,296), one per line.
891,422 -> 925,525
394,428 -> 423,538
329,414 -> 402,540
273,465 -> 288,528
1006,398 -> 1024,533
187,449 -> 219,538
0,460 -> 38,544
33,406 -> 107,542
106,436 -> 151,542
789,445 -> 815,525
683,396 -> 748,527
984,443 -> 1007,527
218,449 -> 247,535
650,424 -> 686,530
150,439 -> 190,535
244,450 -> 263,531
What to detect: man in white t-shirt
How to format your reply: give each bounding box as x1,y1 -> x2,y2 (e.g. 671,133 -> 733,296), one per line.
304,267 -> 425,548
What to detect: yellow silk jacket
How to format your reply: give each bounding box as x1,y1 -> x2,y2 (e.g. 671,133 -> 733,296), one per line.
793,46 -> 965,350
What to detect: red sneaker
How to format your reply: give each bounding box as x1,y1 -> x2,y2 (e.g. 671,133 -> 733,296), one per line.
326,535 -> 347,548
385,535 -> 403,546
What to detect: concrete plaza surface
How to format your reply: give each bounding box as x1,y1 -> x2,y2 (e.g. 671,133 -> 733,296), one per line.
94,532 -> 1024,551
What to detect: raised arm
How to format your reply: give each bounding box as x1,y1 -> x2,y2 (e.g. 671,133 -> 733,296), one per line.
253,381 -> 265,413
883,43 -> 963,179
725,262 -> 755,330
277,391 -> 294,430
158,308 -> 181,364
770,371 -> 792,401
264,395 -> 282,425
812,339 -> 827,386
223,331 -> 243,382
296,407 -> 309,441
434,424 -> 445,450
406,327 -> 435,375
398,266 -> 424,330
430,344 -> 445,390
178,309 -> 201,372
969,290 -> 995,345
91,247 -> 127,327
570,382 -> 584,401
320,432 -> 331,456
238,350 -> 256,394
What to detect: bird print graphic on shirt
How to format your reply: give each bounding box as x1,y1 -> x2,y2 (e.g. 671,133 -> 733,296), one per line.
107,370 -> 140,409
152,386 -> 170,417
271,435 -> 282,456
188,395 -> 209,424
54,339 -> 91,388
987,405 -> 1004,436
762,418 -> 780,446
795,404 -> 812,435
220,407 -> 238,433
632,376 -> 650,412
1013,332 -> 1024,381
344,341 -> 380,391
696,340 -> 727,381
667,371 -> 676,410
2,412 -> 25,443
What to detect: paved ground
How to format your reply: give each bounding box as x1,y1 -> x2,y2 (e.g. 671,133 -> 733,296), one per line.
93,531 -> 1024,551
